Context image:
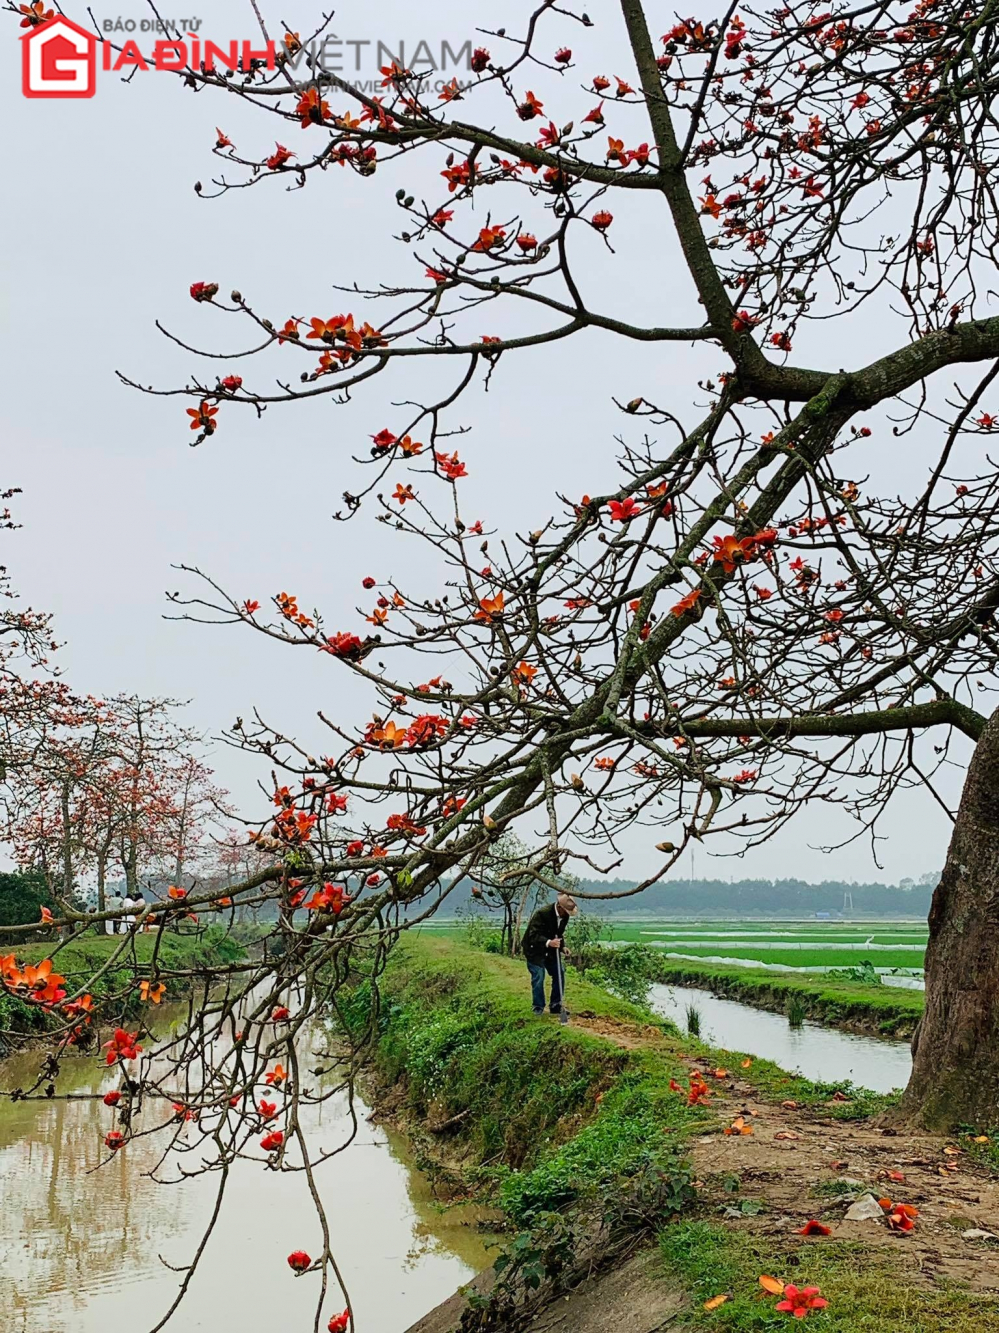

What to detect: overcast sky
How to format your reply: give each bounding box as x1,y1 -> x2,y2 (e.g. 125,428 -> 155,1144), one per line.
3,0 -> 972,885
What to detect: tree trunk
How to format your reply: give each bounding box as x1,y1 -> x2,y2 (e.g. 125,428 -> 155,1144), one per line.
174,775 -> 190,885
898,704 -> 999,1131
513,884 -> 533,956
60,778 -> 73,900
121,835 -> 138,896
504,900 -> 515,956
96,848 -> 107,913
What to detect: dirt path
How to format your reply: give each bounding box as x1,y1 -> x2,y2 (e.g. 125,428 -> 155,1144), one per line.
678,1050 -> 999,1293
405,1008 -> 999,1332
567,1011 -> 670,1049
569,1015 -> 999,1292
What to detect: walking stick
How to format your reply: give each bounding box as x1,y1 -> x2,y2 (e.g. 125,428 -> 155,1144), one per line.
558,949 -> 570,1025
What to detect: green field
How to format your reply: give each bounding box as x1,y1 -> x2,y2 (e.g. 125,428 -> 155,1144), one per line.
423,917 -> 929,976
635,945 -> 923,970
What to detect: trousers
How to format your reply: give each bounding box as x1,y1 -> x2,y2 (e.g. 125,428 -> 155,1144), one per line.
526,955 -> 563,1012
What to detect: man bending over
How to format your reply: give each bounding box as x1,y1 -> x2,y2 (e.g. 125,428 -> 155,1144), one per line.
521,893 -> 578,1015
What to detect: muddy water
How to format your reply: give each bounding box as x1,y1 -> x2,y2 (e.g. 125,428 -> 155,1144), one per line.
0,1035 -> 496,1333
649,984 -> 912,1094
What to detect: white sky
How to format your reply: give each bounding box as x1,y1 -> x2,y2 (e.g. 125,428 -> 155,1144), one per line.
3,0 -> 974,884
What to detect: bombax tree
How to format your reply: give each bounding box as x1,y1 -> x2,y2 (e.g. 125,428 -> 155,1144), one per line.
150,0 -> 999,1132
0,485 -> 74,791
8,0 -> 999,1325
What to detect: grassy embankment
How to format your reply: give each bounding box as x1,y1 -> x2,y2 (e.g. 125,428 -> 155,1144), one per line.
352,937 -> 995,1332
356,937 -> 880,1221
0,928 -> 244,1042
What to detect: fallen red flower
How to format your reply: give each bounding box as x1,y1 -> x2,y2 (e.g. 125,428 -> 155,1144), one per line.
880,1199 -> 919,1232
774,1284 -> 828,1318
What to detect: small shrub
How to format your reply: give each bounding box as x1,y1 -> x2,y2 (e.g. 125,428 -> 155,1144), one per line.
787,994 -> 807,1027
0,870 -> 54,943
462,915 -> 505,954
685,1004 -> 702,1036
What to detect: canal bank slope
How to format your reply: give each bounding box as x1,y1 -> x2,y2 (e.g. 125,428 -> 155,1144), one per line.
358,937 -> 999,1333
577,945 -> 924,1040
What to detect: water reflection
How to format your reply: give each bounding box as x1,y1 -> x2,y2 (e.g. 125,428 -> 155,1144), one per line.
649,984 -> 912,1094
0,1034 -> 495,1333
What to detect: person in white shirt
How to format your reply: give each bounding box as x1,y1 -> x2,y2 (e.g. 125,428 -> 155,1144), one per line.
105,891 -> 122,935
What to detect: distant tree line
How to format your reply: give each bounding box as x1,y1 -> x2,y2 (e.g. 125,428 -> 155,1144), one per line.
446,871 -> 939,919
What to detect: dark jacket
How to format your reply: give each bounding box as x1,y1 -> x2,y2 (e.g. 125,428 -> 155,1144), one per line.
521,903 -> 569,965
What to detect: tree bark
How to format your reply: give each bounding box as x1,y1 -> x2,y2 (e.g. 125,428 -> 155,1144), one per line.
174,772 -> 191,884
121,833 -> 139,896
60,778 -> 73,900
898,704 -> 999,1131
96,847 -> 107,913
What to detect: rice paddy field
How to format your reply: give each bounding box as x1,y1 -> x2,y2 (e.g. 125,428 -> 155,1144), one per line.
425,918 -> 930,979
599,921 -> 929,974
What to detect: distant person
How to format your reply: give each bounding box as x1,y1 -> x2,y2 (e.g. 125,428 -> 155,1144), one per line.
105,891 -> 122,936
123,891 -> 144,931
521,893 -> 577,1015
130,891 -> 147,931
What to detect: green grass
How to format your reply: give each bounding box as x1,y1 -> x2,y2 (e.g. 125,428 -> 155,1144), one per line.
17,928 -> 243,972
660,1220 -> 995,1330
353,938 -> 895,1227
354,938 -> 633,1147
610,924 -> 927,940
642,936 -> 925,946
641,945 -> 923,970
420,920 -> 929,972
0,928 -> 244,1044
356,938 -> 982,1332
576,946 -> 923,1036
